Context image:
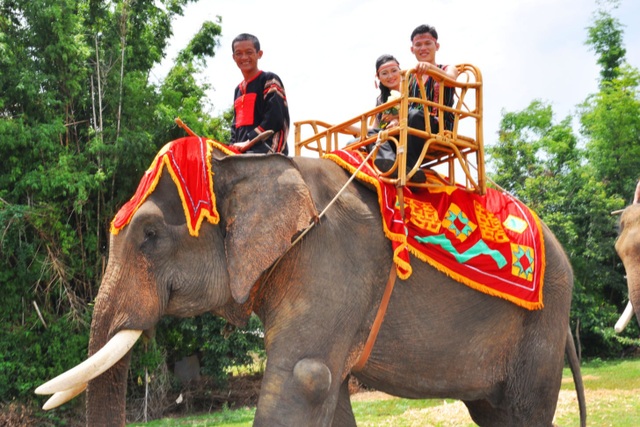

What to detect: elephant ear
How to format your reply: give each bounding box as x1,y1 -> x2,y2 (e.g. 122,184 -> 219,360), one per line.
221,156 -> 318,303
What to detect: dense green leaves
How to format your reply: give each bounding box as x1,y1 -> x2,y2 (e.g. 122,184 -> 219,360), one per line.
586,0 -> 627,84
156,314 -> 264,384
0,0 -> 237,413
580,65 -> 640,198
489,100 -> 633,356
488,2 -> 640,357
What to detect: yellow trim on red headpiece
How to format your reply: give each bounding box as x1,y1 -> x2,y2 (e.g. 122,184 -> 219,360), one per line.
110,137 -> 220,237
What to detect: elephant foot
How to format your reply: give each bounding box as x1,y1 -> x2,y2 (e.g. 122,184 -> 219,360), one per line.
293,358 -> 332,403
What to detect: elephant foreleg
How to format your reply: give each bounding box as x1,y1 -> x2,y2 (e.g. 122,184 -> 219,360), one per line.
331,376 -> 357,427
254,357 -> 338,426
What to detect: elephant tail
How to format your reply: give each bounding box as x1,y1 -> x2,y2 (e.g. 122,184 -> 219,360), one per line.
565,325 -> 587,427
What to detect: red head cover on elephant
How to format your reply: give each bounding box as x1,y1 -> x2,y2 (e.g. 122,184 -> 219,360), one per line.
325,149 -> 546,310
110,136 -> 221,237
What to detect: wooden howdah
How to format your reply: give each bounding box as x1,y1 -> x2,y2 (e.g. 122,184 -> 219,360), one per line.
294,64 -> 485,194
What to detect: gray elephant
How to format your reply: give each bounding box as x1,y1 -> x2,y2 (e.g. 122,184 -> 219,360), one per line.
37,138 -> 585,426
615,180 -> 640,333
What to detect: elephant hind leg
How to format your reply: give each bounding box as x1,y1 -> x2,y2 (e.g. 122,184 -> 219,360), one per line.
464,399 -> 555,427
331,376 -> 357,427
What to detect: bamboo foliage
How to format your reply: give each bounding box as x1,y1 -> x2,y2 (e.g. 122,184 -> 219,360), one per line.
0,0 -> 229,405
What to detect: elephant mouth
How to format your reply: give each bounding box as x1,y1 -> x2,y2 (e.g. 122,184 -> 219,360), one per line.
35,329 -> 142,410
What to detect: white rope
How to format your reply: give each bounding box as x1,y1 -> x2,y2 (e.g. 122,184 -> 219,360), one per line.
266,138 -> 386,280
290,137 -> 384,246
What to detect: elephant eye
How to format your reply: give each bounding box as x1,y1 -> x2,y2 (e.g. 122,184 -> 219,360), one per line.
139,225 -> 160,254
143,227 -> 157,241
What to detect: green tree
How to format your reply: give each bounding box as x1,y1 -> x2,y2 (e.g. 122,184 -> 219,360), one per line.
579,65 -> 640,200
488,100 -> 554,195
488,1 -> 640,359
0,1 -> 256,418
488,100 -> 628,357
577,0 -> 640,353
586,0 -> 626,84
154,18 -> 233,143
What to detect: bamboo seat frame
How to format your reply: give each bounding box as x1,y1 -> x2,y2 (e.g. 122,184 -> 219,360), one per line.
294,64 -> 485,194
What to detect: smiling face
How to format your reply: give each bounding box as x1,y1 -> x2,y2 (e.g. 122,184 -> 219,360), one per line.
377,60 -> 401,91
411,33 -> 440,64
232,40 -> 263,79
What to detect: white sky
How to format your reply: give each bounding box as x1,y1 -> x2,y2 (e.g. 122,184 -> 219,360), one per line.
153,0 -> 640,150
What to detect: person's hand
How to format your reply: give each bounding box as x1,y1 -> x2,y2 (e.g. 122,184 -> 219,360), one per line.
231,130 -> 275,153
415,62 -> 459,80
415,61 -> 431,75
232,140 -> 252,151
381,113 -> 399,128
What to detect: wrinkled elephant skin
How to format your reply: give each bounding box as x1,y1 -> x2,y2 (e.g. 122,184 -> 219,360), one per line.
41,154 -> 583,426
615,203 -> 640,333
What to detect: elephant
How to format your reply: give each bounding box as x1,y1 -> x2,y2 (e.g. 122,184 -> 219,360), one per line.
36,140 -> 586,427
615,180 -> 640,334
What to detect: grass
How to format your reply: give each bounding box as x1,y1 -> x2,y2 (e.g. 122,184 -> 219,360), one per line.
130,406 -> 256,426
129,358 -> 640,426
554,358 -> 640,427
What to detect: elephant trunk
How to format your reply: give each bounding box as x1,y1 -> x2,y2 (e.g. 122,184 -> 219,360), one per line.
616,270 -> 640,333
86,350 -> 134,427
84,277 -> 148,426
36,239 -> 163,415
629,272 -> 640,329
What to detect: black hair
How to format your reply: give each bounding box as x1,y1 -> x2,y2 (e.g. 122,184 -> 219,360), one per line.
375,54 -> 400,103
410,24 -> 438,42
232,33 -> 260,52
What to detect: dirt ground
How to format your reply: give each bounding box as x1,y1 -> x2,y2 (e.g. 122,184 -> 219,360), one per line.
5,374 -> 631,426
193,375 -> 627,426
166,375 -> 593,426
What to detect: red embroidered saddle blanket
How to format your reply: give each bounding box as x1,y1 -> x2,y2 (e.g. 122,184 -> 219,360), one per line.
324,149 -> 546,310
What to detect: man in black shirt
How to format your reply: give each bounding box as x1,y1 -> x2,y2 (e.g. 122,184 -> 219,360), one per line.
230,33 -> 290,155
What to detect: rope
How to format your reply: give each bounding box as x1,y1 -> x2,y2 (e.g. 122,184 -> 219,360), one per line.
352,266 -> 397,371
467,160 -> 510,195
289,137 -> 385,247
264,137 -> 386,280
265,136 -> 401,371
291,135 -> 402,370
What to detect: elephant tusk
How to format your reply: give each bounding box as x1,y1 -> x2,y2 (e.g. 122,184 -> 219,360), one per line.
42,383 -> 88,410
35,329 -> 142,396
615,301 -> 634,333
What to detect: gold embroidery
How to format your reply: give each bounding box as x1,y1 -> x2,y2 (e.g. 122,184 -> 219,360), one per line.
405,197 -> 441,233
474,200 -> 510,243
